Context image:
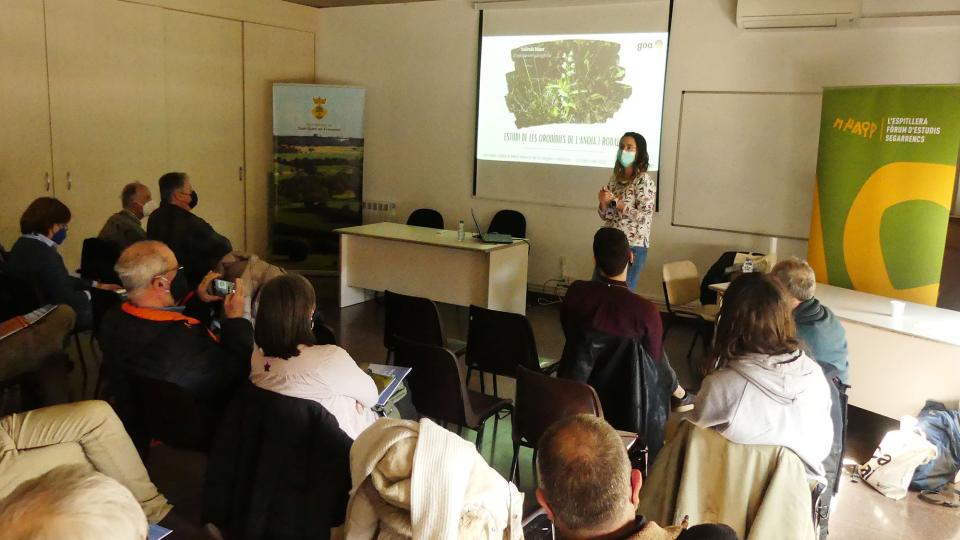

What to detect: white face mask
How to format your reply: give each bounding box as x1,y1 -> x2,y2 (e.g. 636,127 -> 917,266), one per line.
141,199 -> 159,218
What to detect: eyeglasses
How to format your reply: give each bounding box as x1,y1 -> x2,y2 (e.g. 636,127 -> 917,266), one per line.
152,266 -> 183,281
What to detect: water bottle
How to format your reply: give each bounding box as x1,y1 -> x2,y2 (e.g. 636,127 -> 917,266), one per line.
457,220 -> 465,242
742,255 -> 754,273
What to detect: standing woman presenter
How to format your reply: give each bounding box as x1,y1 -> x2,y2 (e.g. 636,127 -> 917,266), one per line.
597,132 -> 656,291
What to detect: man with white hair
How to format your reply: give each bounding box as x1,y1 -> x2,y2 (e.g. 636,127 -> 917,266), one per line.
771,258 -> 849,384
0,464 -> 148,540
97,241 -> 252,445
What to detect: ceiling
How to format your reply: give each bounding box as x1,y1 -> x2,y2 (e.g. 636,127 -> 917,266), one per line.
283,0 -> 438,7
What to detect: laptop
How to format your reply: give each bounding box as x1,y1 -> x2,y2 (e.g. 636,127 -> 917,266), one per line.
471,210 -> 514,244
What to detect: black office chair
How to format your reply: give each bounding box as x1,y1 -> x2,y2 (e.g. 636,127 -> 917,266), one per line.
488,209 -> 526,239
383,290 -> 466,363
406,208 -> 444,229
79,237 -> 122,285
465,304 -> 558,397
394,337 -> 512,452
313,322 -> 338,346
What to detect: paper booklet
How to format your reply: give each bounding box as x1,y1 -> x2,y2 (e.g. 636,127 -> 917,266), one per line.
366,363 -> 412,409
148,524 -> 173,540
0,305 -> 58,342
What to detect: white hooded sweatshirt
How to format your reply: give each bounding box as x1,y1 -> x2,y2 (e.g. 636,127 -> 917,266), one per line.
690,350 -> 834,477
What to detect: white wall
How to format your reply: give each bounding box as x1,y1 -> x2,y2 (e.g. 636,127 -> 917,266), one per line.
315,0 -> 960,299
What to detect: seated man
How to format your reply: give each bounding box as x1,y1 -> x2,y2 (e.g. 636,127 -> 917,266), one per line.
536,414 -> 682,539
561,227 -> 693,411
147,172 -> 232,289
0,401 -> 171,524
97,241 -> 251,424
771,258 -> 849,384
0,465 -> 147,540
98,181 -> 153,251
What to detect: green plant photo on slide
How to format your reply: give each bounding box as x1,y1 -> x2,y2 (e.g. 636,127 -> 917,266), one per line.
505,39 -> 632,129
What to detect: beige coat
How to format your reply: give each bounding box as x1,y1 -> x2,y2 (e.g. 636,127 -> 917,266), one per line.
638,420 -> 816,540
344,418 -> 523,540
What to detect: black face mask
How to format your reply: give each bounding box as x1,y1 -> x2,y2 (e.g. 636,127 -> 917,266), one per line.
189,190 -> 198,209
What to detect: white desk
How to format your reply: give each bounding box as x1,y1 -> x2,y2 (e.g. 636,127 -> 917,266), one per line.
710,281 -> 960,418
336,222 -> 529,314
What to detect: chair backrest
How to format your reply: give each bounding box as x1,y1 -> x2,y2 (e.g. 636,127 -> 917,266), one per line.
513,366 -> 602,447
488,209 -> 526,238
128,374 -> 216,452
383,290 -> 446,351
466,304 -> 541,377
80,237 -> 122,284
406,208 -> 444,229
662,260 -> 701,308
205,383 -> 353,539
393,337 -> 473,426
313,322 -> 338,346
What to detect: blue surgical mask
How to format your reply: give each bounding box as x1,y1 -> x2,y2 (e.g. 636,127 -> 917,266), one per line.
52,227 -> 68,245
619,150 -> 636,168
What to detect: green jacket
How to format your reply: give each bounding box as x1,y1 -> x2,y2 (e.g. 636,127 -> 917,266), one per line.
638,420 -> 816,540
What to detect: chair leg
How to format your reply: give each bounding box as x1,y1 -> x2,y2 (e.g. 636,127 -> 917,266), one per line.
466,367 -> 473,388
685,329 -> 699,359
492,374 -> 499,398
73,333 -> 88,398
475,421 -> 485,452
510,443 -> 520,483
531,448 -> 538,484
479,371 -> 486,394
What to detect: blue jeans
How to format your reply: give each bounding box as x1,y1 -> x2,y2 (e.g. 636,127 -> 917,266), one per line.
592,246 -> 648,292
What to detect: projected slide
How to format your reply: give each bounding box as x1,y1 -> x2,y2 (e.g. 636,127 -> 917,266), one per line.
477,33 -> 668,169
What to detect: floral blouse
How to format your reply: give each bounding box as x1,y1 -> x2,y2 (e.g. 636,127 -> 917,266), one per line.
598,171 -> 656,248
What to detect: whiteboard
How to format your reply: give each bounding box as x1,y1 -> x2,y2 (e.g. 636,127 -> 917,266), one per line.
672,91 -> 822,239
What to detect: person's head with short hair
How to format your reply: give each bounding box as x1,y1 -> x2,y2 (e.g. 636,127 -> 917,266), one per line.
157,172 -> 193,211
254,274 -> 317,359
115,240 -> 179,307
593,227 -> 634,280
121,182 -> 152,219
771,257 -> 816,308
20,197 -> 71,239
713,272 -> 800,368
0,464 -> 148,540
678,523 -> 740,540
536,414 -> 642,538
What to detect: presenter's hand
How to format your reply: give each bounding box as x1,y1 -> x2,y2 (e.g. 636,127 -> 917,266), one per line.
599,187 -> 614,206
223,278 -> 246,319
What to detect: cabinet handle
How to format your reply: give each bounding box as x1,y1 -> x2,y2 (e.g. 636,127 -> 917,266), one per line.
45,172 -> 51,192
239,166 -> 244,182
67,171 -> 72,190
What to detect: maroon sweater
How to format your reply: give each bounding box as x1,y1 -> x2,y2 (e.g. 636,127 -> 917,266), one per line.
561,277 -> 664,360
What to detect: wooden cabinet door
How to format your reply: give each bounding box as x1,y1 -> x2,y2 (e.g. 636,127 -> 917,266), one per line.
0,0 -> 53,248
164,10 -> 245,251
243,23 -> 315,259
45,0 -> 167,269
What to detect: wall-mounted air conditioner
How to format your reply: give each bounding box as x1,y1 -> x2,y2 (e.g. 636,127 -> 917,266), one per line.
737,0 -> 863,29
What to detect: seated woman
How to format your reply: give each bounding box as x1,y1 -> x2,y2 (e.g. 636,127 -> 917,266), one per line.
690,272 -> 833,476
4,197 -> 120,331
250,274 -> 379,439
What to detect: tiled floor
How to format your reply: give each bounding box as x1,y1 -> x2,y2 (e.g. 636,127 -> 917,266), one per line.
56,278 -> 960,538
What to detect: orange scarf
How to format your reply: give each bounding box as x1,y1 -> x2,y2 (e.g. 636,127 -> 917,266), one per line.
121,302 -> 219,343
